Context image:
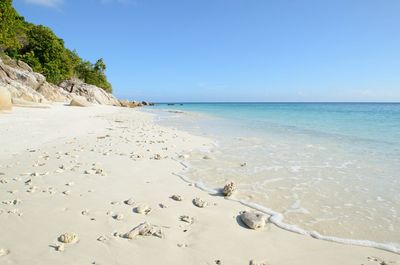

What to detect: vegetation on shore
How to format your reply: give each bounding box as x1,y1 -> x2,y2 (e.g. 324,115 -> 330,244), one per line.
0,0 -> 112,93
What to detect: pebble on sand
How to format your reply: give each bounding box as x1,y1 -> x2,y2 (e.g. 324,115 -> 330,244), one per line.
122,222 -> 164,239
171,195 -> 182,201
223,181 -> 236,197
58,233 -> 79,244
134,204 -> 152,215
180,215 -> 194,224
113,213 -> 124,220
240,211 -> 267,230
193,197 -> 207,208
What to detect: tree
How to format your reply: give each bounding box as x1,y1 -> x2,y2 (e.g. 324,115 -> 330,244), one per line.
24,25 -> 73,83
94,58 -> 106,73
0,0 -> 113,92
0,0 -> 25,51
74,59 -> 112,93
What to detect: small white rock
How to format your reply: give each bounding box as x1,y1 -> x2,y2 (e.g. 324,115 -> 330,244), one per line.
58,233 -> 78,244
193,197 -> 207,208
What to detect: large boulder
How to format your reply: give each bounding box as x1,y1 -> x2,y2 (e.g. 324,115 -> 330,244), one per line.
0,86 -> 12,111
0,55 -> 124,107
70,96 -> 91,107
0,55 -> 44,90
59,79 -> 121,106
0,55 -> 49,104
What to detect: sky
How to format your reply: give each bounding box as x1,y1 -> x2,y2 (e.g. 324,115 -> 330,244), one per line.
13,0 -> 400,102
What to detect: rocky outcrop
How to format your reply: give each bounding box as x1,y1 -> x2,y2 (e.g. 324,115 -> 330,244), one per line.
0,87 -> 12,110
119,99 -> 142,108
0,55 -> 63,104
59,79 -> 120,106
0,55 -> 151,110
118,99 -> 155,108
36,82 -> 72,102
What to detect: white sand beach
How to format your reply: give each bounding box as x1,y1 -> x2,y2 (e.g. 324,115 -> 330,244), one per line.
0,105 -> 399,265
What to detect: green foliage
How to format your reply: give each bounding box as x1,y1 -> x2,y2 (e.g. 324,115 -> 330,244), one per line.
24,25 -> 73,83
0,0 -> 112,92
75,59 -> 112,93
0,0 -> 24,50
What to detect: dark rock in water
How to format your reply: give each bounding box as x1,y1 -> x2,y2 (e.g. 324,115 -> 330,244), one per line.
240,211 -> 267,230
140,101 -> 154,106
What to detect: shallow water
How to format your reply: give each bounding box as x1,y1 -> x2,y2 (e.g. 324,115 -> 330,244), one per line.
147,103 -> 400,250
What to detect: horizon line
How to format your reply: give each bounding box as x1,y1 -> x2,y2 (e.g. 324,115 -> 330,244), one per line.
152,101 -> 400,104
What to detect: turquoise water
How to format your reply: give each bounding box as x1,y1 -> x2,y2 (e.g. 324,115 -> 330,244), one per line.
154,103 -> 400,146
148,103 -> 400,251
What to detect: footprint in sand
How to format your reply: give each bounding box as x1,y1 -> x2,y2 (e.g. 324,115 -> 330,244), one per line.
180,215 -> 194,224
97,236 -> 109,242
171,195 -> 183,201
112,213 -> 124,221
124,198 -> 135,205
134,204 -> 152,215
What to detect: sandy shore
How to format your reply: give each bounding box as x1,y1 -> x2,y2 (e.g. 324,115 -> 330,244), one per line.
0,105 -> 398,265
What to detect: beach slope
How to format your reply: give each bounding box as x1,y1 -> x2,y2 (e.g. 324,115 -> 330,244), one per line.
0,105 -> 398,265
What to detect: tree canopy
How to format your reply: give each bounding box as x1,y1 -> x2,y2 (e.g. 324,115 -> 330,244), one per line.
0,0 -> 112,93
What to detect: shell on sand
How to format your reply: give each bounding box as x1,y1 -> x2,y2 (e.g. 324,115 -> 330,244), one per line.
0,248 -> 10,257
58,233 -> 79,244
134,205 -> 152,215
193,197 -> 207,208
123,222 -> 163,239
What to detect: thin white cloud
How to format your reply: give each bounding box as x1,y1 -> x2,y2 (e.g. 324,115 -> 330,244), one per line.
25,0 -> 63,7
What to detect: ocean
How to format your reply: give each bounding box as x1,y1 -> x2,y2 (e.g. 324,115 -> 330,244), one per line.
146,103 -> 400,252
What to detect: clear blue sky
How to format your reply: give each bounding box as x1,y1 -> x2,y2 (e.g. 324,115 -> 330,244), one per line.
13,0 -> 400,102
